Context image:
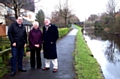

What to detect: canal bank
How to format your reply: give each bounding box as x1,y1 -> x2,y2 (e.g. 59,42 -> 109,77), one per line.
74,25 -> 104,79
83,29 -> 120,79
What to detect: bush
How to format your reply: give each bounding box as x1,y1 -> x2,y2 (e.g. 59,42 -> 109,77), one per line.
58,28 -> 69,38
0,37 -> 10,51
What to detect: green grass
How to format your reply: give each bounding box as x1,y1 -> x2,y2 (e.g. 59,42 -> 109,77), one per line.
0,57 -> 2,63
0,55 -> 10,78
74,25 -> 104,79
0,62 -> 8,78
58,27 -> 70,38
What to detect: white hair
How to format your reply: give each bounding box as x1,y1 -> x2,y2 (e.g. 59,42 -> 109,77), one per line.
45,18 -> 51,22
17,16 -> 23,20
44,18 -> 51,26
33,21 -> 39,26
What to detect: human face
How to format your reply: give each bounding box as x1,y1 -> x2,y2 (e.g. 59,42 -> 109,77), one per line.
16,17 -> 23,24
33,21 -> 39,29
44,19 -> 50,26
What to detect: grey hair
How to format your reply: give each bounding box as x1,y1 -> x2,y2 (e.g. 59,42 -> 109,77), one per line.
44,18 -> 51,23
17,16 -> 23,19
33,21 -> 39,26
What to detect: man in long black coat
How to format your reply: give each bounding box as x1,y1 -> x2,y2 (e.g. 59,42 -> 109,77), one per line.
42,18 -> 59,72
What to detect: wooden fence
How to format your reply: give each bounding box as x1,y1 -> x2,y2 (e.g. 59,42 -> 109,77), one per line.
0,48 -> 11,65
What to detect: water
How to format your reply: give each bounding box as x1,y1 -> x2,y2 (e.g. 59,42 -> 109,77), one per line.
83,29 -> 120,79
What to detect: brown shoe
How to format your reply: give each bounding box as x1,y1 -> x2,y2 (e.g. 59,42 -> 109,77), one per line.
52,68 -> 58,73
42,67 -> 50,71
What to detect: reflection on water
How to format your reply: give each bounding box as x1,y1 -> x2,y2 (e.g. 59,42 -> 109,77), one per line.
83,29 -> 120,79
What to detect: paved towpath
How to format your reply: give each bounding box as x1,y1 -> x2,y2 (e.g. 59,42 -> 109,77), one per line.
2,26 -> 78,79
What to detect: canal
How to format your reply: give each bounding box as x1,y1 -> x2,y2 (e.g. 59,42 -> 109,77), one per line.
83,28 -> 120,79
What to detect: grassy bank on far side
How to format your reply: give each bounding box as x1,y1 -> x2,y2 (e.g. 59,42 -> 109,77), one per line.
74,25 -> 104,79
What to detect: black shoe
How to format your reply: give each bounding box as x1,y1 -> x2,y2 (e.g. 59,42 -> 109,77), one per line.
31,67 -> 35,70
10,71 -> 16,77
37,67 -> 41,69
52,68 -> 58,73
18,69 -> 27,72
42,67 -> 50,71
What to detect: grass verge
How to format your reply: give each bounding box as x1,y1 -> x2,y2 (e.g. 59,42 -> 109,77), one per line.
0,57 -> 8,78
74,25 -> 104,79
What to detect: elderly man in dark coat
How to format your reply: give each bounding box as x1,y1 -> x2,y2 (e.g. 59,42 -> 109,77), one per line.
42,18 -> 59,72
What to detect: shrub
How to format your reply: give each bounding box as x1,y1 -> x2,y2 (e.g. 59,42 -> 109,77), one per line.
58,28 -> 69,38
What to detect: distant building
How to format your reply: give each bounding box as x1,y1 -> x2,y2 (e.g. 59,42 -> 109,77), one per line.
0,3 -> 7,24
22,0 -> 35,12
0,0 -> 35,12
0,3 -> 7,36
115,9 -> 120,18
0,1 -> 35,36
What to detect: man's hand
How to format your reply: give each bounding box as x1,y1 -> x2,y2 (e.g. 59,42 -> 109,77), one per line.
24,43 -> 26,47
12,42 -> 16,46
51,42 -> 53,44
35,44 -> 39,48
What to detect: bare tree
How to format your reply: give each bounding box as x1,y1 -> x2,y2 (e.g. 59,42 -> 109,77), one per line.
55,0 -> 74,26
0,0 -> 40,18
51,11 -> 60,24
106,0 -> 118,24
88,14 -> 98,21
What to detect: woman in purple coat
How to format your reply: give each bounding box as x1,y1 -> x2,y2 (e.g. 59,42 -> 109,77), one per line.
28,21 -> 42,70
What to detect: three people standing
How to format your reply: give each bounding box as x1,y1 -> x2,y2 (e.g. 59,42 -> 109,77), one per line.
8,17 -> 59,77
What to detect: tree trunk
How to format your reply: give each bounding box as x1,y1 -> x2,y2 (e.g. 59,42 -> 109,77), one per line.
64,17 -> 67,26
14,7 -> 20,19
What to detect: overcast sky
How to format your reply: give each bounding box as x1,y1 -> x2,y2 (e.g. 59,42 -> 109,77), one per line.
35,0 -> 120,21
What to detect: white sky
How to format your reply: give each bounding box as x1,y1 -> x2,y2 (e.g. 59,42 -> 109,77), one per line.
35,0 -> 120,21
